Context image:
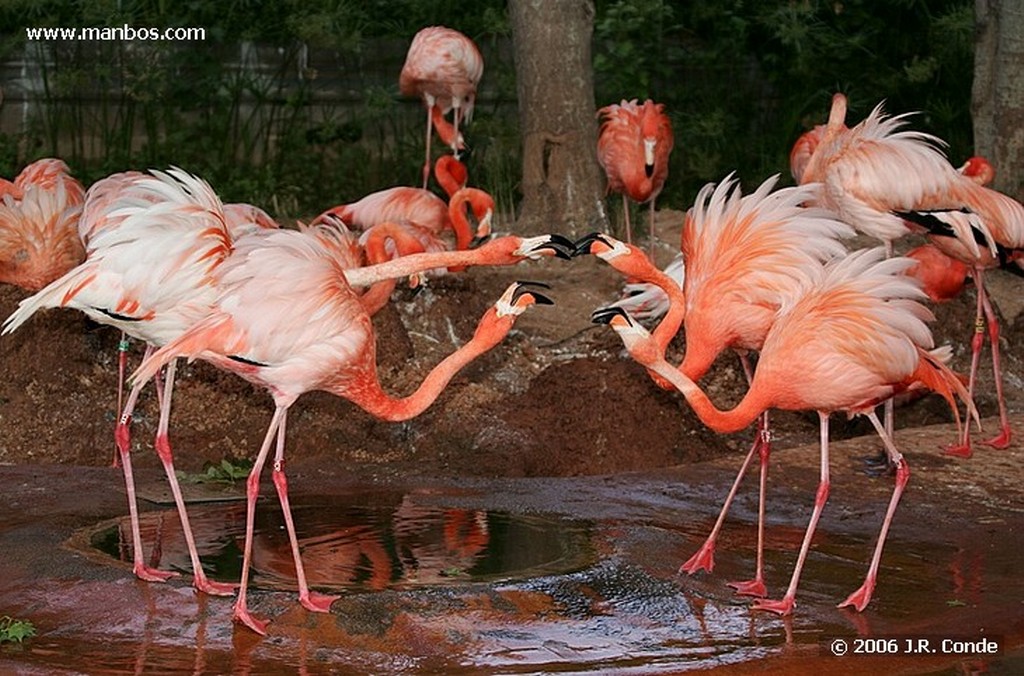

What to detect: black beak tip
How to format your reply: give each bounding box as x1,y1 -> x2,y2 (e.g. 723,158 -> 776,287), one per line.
591,306 -> 627,325
470,233 -> 492,248
644,162 -> 654,178
512,280 -> 554,306
572,231 -> 608,257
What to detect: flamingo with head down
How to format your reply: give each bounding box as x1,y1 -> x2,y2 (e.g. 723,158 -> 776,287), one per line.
130,229 -> 572,633
594,247 -> 976,615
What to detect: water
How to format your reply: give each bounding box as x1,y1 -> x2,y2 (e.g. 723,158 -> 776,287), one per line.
86,491 -> 597,593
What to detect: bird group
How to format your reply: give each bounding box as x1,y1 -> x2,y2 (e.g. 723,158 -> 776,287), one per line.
1,23 -> 1021,637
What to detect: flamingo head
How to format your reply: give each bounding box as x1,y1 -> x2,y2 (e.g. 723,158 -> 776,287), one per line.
958,156 -> 995,186
467,189 -> 495,241
494,281 -> 554,318
789,124 -> 826,183
572,232 -> 657,277
591,306 -> 659,366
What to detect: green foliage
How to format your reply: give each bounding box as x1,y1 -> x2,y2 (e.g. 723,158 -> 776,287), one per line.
0,616 -> 36,644
0,0 -> 974,220
177,458 -> 254,485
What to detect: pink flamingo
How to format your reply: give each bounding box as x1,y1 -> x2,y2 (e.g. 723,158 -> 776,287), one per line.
130,229 -> 571,633
316,185 -> 493,256
905,244 -> 970,303
597,99 -> 674,255
577,174 -> 852,597
594,247 -> 975,614
400,26 -> 483,188
2,168 -> 276,596
0,159 -> 85,291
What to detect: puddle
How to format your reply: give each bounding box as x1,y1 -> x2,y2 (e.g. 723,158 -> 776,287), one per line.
78,491 -> 597,592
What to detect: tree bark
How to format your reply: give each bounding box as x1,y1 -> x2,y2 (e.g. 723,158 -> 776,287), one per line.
509,0 -> 608,236
972,0 -> 1024,201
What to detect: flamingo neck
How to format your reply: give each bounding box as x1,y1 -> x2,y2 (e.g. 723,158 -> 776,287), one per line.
339,311 -> 506,421
649,358 -> 765,433
448,191 -> 475,252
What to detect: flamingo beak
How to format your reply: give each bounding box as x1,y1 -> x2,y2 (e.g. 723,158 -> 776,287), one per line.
522,234 -> 574,260
512,280 -> 554,306
571,232 -> 614,257
591,306 -> 632,326
644,138 -> 656,178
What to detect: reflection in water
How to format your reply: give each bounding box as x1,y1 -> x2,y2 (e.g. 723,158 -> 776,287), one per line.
91,491 -> 595,594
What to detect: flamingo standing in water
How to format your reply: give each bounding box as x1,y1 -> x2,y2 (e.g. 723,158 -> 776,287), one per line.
130,229 -> 571,633
594,247 -> 975,614
576,174 -> 852,597
0,159 -> 85,291
597,98 -> 674,256
400,26 -> 483,188
2,168 -> 281,596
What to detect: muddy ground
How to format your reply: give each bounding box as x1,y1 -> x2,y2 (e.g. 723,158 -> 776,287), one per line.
0,211 -> 1022,479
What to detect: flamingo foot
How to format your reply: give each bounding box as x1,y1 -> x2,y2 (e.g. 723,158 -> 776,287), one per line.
981,427 -> 1012,450
837,579 -> 875,612
680,540 -> 715,575
751,596 -> 795,615
727,577 -> 767,598
233,604 -> 269,636
194,574 -> 238,597
300,591 -> 340,614
134,563 -> 178,583
944,441 -> 973,459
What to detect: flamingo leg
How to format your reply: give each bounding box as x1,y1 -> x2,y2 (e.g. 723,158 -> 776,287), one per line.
948,268 -> 986,457
114,346 -> 178,583
622,195 -> 632,246
451,98 -> 463,158
233,405 -> 288,635
680,432 -> 763,576
978,274 -> 1012,448
421,95 -> 436,189
648,199 -> 657,259
753,412 -> 832,615
728,412 -> 771,598
269,412 -> 339,614
113,332 -> 130,468
152,359 -> 236,597
839,410 -> 910,611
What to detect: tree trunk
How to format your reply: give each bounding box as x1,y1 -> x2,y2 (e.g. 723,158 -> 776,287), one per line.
972,0 -> 1024,201
509,0 -> 608,236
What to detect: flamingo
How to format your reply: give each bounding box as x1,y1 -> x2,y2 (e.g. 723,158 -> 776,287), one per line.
905,244 -> 970,303
128,227 -> 571,633
898,196 -> 1024,455
797,94 -> 1013,449
2,168 -> 278,597
576,174 -> 853,596
400,26 -> 483,188
0,159 -> 85,291
316,186 -> 493,255
593,247 -> 975,614
597,98 -> 674,255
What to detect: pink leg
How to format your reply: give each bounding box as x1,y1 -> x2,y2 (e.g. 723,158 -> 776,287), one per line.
978,278 -> 1012,449
839,411 -> 909,611
681,433 -> 762,576
233,405 -> 288,635
451,100 -> 463,158
622,195 -> 633,247
421,96 -> 435,189
648,199 -> 657,259
112,333 -> 130,468
269,416 -> 339,614
947,271 -> 986,457
114,347 -> 178,584
753,412 -> 832,616
152,360 -> 236,597
728,413 -> 770,598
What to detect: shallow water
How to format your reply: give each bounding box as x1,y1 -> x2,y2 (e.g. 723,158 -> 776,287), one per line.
2,468 -> 1023,674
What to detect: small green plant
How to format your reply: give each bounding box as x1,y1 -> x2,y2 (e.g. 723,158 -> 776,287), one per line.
0,616 -> 36,644
176,458 -> 254,485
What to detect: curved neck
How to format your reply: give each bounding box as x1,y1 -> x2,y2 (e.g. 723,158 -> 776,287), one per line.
650,358 -> 765,433
448,191 -> 475,252
340,310 -> 506,421
646,267 -> 686,352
